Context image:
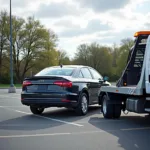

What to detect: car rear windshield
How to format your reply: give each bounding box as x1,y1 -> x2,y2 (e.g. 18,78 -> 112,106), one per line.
35,67 -> 75,76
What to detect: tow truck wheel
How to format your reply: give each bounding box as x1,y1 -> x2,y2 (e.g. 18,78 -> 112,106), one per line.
30,106 -> 45,115
102,95 -> 113,119
113,104 -> 121,119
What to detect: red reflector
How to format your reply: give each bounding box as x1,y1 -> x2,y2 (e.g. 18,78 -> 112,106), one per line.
22,81 -> 32,88
54,81 -> 72,88
61,99 -> 70,102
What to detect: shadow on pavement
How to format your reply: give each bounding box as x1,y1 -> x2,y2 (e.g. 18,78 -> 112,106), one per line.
89,114 -> 150,150
42,105 -> 100,121
0,115 -> 64,131
0,106 -> 100,131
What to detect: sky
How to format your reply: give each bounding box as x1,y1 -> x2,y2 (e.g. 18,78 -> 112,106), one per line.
0,0 -> 150,58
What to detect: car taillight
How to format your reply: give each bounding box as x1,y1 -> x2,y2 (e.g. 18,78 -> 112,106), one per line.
54,81 -> 72,88
22,81 -> 32,88
61,99 -> 70,102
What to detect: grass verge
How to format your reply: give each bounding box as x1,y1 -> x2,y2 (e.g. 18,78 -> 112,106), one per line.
0,84 -> 21,88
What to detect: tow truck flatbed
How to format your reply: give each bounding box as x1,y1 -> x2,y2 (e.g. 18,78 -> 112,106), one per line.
100,85 -> 143,96
99,31 -> 150,119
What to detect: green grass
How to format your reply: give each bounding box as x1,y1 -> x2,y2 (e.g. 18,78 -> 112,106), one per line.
0,84 -> 22,88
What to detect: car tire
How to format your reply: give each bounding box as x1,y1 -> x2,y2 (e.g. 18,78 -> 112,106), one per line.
75,93 -> 88,116
113,104 -> 121,119
102,95 -> 113,119
30,106 -> 45,115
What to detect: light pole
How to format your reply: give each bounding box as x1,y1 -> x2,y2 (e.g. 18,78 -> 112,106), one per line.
8,0 -> 16,93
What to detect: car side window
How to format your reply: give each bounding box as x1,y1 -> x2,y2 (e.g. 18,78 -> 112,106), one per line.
78,71 -> 84,78
89,68 -> 103,80
81,68 -> 92,79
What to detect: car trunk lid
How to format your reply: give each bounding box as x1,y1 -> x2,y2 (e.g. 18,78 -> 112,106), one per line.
22,76 -> 72,93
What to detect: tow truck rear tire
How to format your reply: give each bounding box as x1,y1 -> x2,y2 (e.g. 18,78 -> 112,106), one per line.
102,95 -> 113,119
113,104 -> 121,119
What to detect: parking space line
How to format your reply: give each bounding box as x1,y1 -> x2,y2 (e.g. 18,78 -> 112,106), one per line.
0,95 -> 19,99
121,127 -> 150,131
0,106 -> 24,107
15,110 -> 83,127
0,131 -> 109,139
74,120 -> 125,124
0,133 -> 71,139
134,144 -> 139,148
0,106 -> 83,127
15,110 -> 31,114
1,126 -> 150,139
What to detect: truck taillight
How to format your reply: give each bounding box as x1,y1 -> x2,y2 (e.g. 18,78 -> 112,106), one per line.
54,81 -> 72,88
22,81 -> 32,88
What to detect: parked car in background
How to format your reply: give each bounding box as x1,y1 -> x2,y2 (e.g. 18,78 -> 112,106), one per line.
21,65 -> 111,115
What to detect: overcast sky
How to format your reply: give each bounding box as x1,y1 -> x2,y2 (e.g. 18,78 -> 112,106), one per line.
0,0 -> 150,57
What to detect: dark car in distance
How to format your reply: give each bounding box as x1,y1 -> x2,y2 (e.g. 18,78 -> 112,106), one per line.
21,65 -> 111,115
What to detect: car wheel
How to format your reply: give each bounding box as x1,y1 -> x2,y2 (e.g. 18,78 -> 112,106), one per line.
102,95 -> 113,119
30,106 -> 45,115
76,93 -> 88,116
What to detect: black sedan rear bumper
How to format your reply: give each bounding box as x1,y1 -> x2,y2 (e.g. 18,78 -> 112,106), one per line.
21,92 -> 79,108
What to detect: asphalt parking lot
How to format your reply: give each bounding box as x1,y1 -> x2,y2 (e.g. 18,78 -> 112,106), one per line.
0,89 -> 150,150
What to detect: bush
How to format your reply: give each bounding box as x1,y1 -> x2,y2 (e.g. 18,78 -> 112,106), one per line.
0,74 -> 10,84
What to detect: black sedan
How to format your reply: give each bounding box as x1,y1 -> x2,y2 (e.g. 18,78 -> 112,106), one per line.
21,65 -> 110,115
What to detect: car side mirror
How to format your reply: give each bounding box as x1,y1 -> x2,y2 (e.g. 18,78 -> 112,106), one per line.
103,76 -> 109,82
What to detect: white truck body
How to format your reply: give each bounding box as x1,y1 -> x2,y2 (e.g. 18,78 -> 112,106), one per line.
145,36 -> 150,94
99,33 -> 150,119
100,35 -> 150,96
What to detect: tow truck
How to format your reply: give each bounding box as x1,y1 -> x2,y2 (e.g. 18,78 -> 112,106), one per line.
99,31 -> 150,119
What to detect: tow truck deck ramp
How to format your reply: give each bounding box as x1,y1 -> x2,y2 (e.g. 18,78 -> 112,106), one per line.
101,85 -> 142,96
99,31 -> 150,119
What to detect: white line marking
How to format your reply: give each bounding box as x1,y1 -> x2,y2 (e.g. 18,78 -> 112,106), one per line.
134,144 -> 139,148
0,106 -> 24,108
14,110 -> 83,127
0,126 -> 149,139
75,120 -> 125,124
15,110 -> 31,114
3,127 -> 148,139
0,131 -> 105,139
121,127 -> 150,131
0,133 -> 71,138
0,106 -> 83,127
0,124 -> 57,126
0,127 -> 150,139
0,95 -> 19,99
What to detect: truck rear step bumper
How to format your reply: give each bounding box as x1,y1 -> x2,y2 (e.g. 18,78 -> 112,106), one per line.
145,108 -> 150,112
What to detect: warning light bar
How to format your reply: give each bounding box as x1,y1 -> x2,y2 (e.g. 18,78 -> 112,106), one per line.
134,31 -> 150,37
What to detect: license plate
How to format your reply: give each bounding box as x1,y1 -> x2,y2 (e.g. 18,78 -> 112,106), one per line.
38,85 -> 48,90
48,85 -> 62,91
27,85 -> 38,91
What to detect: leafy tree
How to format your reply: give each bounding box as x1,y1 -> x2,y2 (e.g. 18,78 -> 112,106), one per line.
116,38 -> 134,75
88,43 -> 112,75
74,44 -> 90,66
0,11 -> 9,82
73,43 -> 112,76
57,50 -> 71,65
0,11 -> 58,83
